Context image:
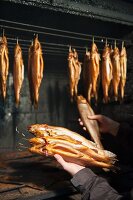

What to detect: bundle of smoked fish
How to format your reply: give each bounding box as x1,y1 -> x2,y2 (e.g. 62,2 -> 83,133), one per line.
28,34 -> 44,109
27,122 -> 117,169
82,40 -> 100,104
101,41 -> 113,103
13,39 -> 24,107
68,46 -> 81,102
82,40 -> 127,104
104,41 -> 127,103
0,34 -> 9,101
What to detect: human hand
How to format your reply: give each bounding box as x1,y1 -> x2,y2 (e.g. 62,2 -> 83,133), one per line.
54,154 -> 85,176
79,115 -> 120,136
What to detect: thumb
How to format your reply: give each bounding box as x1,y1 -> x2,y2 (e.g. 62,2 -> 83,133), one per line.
87,115 -> 99,120
54,154 -> 66,168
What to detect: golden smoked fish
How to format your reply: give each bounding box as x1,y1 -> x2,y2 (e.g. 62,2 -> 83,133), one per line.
68,47 -> 81,102
77,95 -> 104,150
28,41 -> 34,105
68,46 -> 75,101
28,123 -> 117,169
88,42 -> 100,104
120,42 -> 127,101
102,45 -> 113,103
13,40 -> 24,106
82,49 -> 90,100
0,35 -> 9,100
28,35 -> 44,108
112,44 -> 121,101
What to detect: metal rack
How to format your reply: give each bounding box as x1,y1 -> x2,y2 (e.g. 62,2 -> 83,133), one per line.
1,19 -> 132,56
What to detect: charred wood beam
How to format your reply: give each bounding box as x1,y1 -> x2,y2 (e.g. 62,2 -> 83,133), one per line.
1,0 -> 133,26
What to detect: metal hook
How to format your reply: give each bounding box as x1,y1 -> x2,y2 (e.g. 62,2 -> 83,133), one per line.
85,47 -> 88,53
92,36 -> 94,44
122,41 -> 124,48
105,38 -> 108,46
2,29 -> 4,37
114,40 -> 116,48
69,45 -> 72,52
16,37 -> 18,44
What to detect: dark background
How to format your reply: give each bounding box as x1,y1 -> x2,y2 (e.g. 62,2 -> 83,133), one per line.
0,0 -> 133,151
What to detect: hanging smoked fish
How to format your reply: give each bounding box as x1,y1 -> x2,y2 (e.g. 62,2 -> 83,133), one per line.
28,35 -> 44,109
102,40 -> 113,103
68,46 -> 81,102
0,33 -> 9,101
28,40 -> 34,105
13,39 -> 24,107
119,41 -> 127,101
82,48 -> 90,100
111,41 -> 121,101
68,46 -> 75,102
73,49 -> 82,99
88,38 -> 100,104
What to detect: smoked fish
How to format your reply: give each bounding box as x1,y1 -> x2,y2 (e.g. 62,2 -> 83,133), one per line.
68,47 -> 81,102
77,95 -> 104,150
102,45 -> 113,103
88,42 -> 100,104
28,35 -> 44,108
13,40 -> 24,106
112,44 -> 121,101
0,35 -> 9,100
120,42 -> 127,101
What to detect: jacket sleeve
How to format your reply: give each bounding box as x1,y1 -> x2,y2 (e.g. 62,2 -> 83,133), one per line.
71,168 -> 123,200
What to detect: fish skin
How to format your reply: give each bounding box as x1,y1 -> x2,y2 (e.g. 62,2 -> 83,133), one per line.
68,47 -> 81,102
13,43 -> 24,106
82,50 -> 90,100
88,43 -> 100,104
28,36 -> 44,109
112,47 -> 121,101
28,123 -> 117,169
102,45 -> 113,103
120,46 -> 127,101
0,36 -> 9,100
77,95 -> 104,150
28,41 -> 34,105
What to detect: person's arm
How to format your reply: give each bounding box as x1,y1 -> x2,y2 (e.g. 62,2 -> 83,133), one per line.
85,115 -> 133,160
54,154 -> 123,200
71,168 -> 123,200
79,114 -> 120,136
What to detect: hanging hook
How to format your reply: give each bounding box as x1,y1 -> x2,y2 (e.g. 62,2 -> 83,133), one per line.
16,37 -> 18,44
114,40 -> 116,48
85,47 -> 88,53
122,41 -> 124,48
69,45 -> 72,52
105,38 -> 108,46
2,29 -> 4,37
92,36 -> 94,44
36,33 -> 38,39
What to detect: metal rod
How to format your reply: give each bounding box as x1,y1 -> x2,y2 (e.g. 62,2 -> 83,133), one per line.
0,18 -> 131,43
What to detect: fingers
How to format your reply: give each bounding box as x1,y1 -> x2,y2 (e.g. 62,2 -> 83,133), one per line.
78,118 -> 86,130
54,154 -> 66,168
87,114 -> 102,121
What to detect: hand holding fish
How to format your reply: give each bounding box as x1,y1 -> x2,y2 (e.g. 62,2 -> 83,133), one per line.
79,115 -> 120,136
54,154 -> 85,176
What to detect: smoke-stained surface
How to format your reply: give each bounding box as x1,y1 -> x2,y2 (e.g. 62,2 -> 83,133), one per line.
1,0 -> 133,25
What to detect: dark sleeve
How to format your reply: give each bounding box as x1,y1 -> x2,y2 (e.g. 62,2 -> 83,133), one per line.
71,168 -> 123,200
116,122 -> 133,161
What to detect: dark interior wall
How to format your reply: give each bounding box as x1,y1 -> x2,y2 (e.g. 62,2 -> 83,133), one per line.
0,1 -> 133,41
0,1 -> 133,152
